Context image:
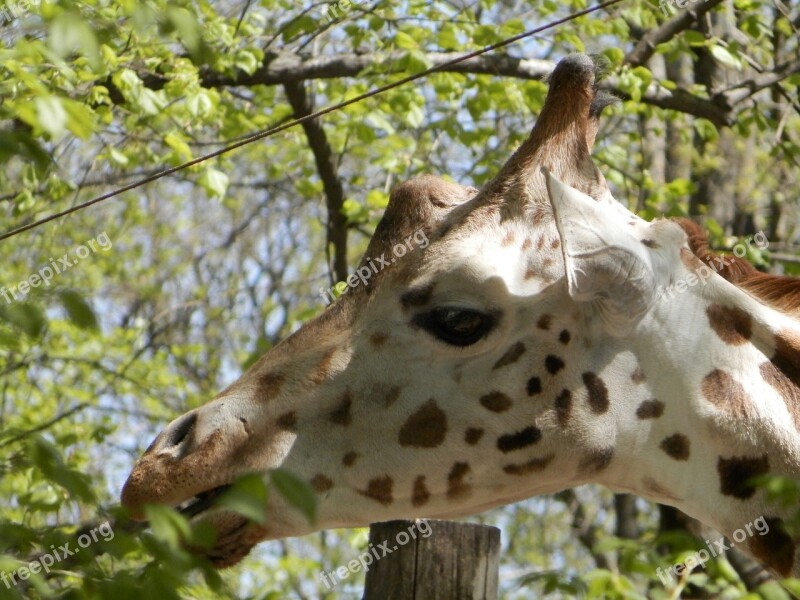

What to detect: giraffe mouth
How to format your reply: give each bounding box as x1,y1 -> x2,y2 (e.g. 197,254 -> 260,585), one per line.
175,483 -> 232,519
172,483 -> 259,568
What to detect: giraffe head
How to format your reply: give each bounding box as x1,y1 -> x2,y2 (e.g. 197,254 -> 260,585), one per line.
120,54 -> 634,565
121,54 -> 761,569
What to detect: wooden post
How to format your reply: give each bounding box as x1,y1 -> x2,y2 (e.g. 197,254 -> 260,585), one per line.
362,520 -> 500,600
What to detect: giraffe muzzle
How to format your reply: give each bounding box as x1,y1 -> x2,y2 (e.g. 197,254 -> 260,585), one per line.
121,403 -> 252,520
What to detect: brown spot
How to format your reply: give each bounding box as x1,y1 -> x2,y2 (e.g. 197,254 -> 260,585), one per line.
642,476 -> 680,501
342,451 -> 358,467
480,392 -> 513,413
579,447 -> 614,473
501,231 -> 516,246
503,453 -> 555,475
701,369 -> 750,418
759,331 -> 800,430
706,304 -> 752,345
330,391 -> 352,426
259,372 -> 285,400
447,462 -> 471,499
631,367 -> 646,384
717,454 -> 769,499
641,239 -> 659,248
551,238 -> 561,249
537,314 -> 552,330
276,411 -> 297,431
772,330 -> 800,388
527,377 -> 542,395
400,284 -> 434,309
554,389 -> 572,427
760,361 -> 800,430
497,426 -> 541,453
381,386 -> 402,407
359,476 -> 394,505
521,237 -> 532,250
559,329 -> 571,345
660,434 -> 690,461
524,267 -> 536,280
748,518 -> 795,577
412,475 -> 430,507
398,399 -> 448,448
311,349 -> 337,384
636,399 -> 664,419
370,332 -> 389,347
310,474 -> 333,493
545,355 -> 564,375
583,372 -> 609,414
492,342 -> 526,370
536,236 -> 546,250
464,428 -> 484,445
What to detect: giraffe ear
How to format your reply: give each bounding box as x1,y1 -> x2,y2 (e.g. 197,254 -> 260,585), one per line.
543,169 -> 657,333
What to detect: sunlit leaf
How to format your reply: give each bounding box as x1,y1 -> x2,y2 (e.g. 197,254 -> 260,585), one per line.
271,468 -> 317,524
58,290 -> 99,331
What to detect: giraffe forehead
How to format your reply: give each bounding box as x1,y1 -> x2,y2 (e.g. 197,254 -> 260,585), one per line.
400,222 -> 564,303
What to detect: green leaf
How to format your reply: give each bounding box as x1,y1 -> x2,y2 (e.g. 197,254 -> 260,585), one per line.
218,474 -> 269,524
199,168 -> 229,198
165,132 -> 193,161
58,290 -> 99,331
710,45 -> 742,70
48,13 -> 101,70
163,7 -> 212,63
281,15 -> 317,41
438,23 -> 460,50
187,90 -> 216,119
29,436 -> 95,502
109,147 -> 129,166
683,30 -> 706,46
234,50 -> 260,75
342,198 -> 368,224
144,504 -> 192,549
0,302 -> 47,338
63,99 -> 97,140
602,47 -> 625,65
35,96 -> 68,138
756,581 -> 792,600
394,31 -> 417,50
271,468 -> 317,524
780,579 -> 800,597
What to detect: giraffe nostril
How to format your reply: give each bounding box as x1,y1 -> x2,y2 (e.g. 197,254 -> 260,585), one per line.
164,412 -> 198,449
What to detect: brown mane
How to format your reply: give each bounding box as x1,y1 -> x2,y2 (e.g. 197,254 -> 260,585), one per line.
677,218 -> 800,317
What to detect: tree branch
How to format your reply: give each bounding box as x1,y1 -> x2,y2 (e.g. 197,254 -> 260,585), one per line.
282,81 -> 349,283
112,47 -> 798,129
625,0 -> 727,67
200,51 -> 555,88
716,56 -> 800,107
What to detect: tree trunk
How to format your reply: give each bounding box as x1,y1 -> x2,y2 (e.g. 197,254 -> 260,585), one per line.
362,520 -> 500,600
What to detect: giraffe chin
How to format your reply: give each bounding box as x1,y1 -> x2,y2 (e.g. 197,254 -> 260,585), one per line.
188,510 -> 257,568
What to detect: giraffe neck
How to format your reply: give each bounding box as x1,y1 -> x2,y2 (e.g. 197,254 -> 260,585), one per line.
591,274 -> 800,575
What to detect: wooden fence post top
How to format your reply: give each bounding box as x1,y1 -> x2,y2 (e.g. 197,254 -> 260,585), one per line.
362,520 -> 501,600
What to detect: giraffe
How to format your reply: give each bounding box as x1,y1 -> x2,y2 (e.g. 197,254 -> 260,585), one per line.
121,54 -> 800,576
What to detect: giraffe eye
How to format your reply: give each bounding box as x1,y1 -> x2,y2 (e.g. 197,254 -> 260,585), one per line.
413,307 -> 497,347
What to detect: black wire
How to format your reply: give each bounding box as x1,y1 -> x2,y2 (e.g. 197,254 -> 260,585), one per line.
0,0 -> 623,242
